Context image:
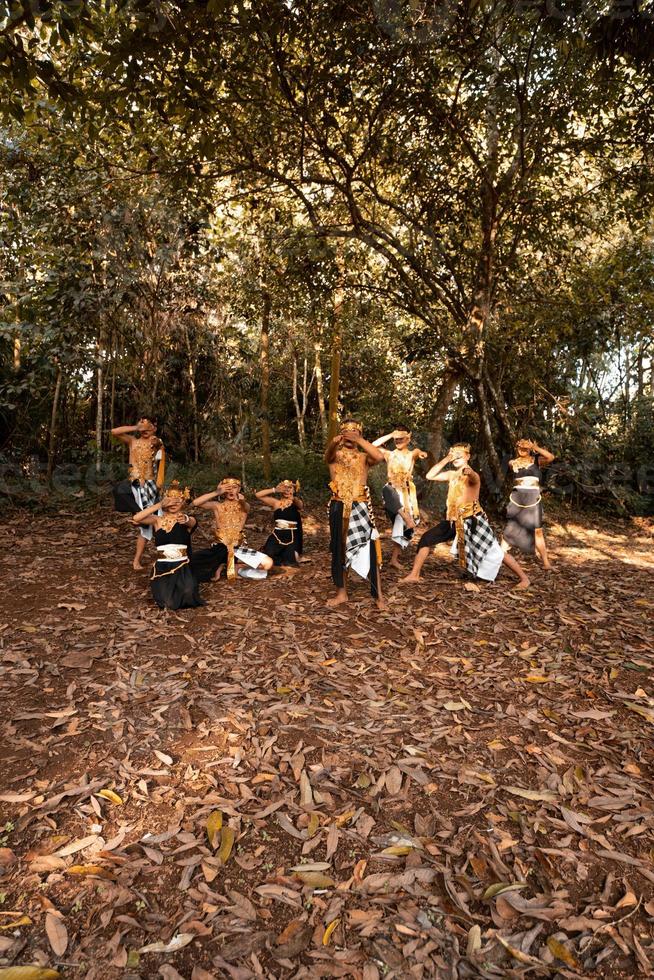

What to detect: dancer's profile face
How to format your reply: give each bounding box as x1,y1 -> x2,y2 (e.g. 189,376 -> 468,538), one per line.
164,497 -> 184,513
140,419 -> 157,436
516,441 -> 531,457
394,431 -> 410,448
451,452 -> 469,469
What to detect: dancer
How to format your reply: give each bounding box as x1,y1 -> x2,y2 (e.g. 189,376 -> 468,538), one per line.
400,444 -> 530,588
133,481 -> 204,610
502,438 -> 555,569
191,478 -> 273,582
325,420 -> 387,609
373,426 -> 427,569
111,418 -> 165,571
255,481 -> 307,569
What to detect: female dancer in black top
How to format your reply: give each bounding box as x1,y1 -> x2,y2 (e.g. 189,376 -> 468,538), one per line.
133,482 -> 205,609
255,481 -> 306,568
502,438 -> 555,570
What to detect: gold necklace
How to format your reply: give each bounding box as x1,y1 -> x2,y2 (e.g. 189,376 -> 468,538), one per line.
159,513 -> 188,533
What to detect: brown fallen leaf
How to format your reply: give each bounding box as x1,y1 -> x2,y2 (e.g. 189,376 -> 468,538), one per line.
546,936 -> 581,970
44,912 -> 68,957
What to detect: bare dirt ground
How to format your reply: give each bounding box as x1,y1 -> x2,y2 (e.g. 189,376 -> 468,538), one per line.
0,499 -> 653,979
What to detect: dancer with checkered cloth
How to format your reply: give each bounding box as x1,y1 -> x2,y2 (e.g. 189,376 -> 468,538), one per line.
401,444 -> 530,588
325,420 -> 388,610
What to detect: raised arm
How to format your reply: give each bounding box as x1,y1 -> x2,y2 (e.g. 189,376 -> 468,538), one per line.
192,489 -> 221,510
351,432 -> 385,465
425,450 -> 455,482
372,431 -> 395,448
324,436 -> 342,463
530,441 -> 555,466
255,487 -> 281,510
110,423 -> 139,446
132,499 -> 162,526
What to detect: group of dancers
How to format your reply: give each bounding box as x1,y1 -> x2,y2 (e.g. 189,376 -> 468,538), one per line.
111,417 -> 555,611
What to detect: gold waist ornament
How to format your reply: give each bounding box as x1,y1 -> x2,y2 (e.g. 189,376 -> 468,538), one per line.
214,501 -> 246,580
328,483 -> 382,567
454,500 -> 485,568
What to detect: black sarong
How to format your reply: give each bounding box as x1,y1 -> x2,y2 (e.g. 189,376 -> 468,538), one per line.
150,559 -> 205,610
418,520 -> 456,549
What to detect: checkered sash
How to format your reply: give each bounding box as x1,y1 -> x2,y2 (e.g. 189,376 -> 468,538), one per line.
462,515 -> 497,577
234,546 -> 263,568
345,500 -> 373,568
131,479 -> 160,541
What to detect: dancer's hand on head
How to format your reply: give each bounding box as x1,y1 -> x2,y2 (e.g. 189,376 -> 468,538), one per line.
417,450 -> 428,459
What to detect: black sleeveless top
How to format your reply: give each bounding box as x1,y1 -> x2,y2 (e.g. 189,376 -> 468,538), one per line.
511,460 -> 541,485
154,521 -> 194,549
275,502 -> 302,524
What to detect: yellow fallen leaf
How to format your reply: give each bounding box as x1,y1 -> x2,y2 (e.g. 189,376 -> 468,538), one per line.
217,827 -> 235,865
0,916 -> 32,930
524,675 -> 550,683
483,882 -> 526,900
496,935 -> 541,966
625,703 -> 654,724
504,786 -> 558,802
294,871 -> 335,888
306,813 -> 320,838
322,918 -> 340,945
206,810 -> 223,848
66,865 -> 114,879
335,810 -> 355,827
320,659 -> 338,666
546,936 -> 581,969
97,789 -> 123,805
382,845 -> 411,856
487,739 -> 506,751
0,970 -> 61,979
276,686 -> 293,695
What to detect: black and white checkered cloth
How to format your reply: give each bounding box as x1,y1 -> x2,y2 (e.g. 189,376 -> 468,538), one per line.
463,515 -> 497,576
131,478 -> 159,510
235,546 -> 262,564
345,501 -> 373,567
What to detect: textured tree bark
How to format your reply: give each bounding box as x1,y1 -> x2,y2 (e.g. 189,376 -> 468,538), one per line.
327,282 -> 343,443
260,289 -> 272,481
95,359 -> 104,474
47,362 -> 63,485
314,339 -> 327,441
428,369 -> 459,462
183,325 -> 200,462
483,366 -> 516,445
475,378 -> 503,487
291,351 -> 307,449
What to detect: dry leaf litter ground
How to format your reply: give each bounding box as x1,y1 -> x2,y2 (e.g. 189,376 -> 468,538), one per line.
0,499 -> 653,980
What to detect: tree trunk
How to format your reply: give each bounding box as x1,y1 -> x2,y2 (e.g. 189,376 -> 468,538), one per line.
46,363 -> 63,485
474,378 -> 503,488
184,325 -> 200,462
314,339 -> 327,441
291,351 -> 306,449
13,336 -> 20,371
95,359 -> 104,474
428,369 -> 459,462
109,356 -> 116,434
327,284 -> 343,443
483,366 -> 516,445
260,290 -> 272,481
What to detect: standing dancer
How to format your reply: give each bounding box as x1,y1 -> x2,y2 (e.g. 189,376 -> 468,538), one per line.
373,426 -> 427,569
401,444 -> 530,588
502,438 -> 555,569
192,478 -> 273,582
325,420 -> 387,609
111,418 -> 165,570
133,481 -> 204,610
255,480 -> 307,569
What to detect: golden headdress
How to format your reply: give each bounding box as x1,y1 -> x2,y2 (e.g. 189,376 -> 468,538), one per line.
451,442 -> 471,456
278,479 -> 300,492
221,477 -> 241,490
340,420 -> 362,434
164,480 -> 190,500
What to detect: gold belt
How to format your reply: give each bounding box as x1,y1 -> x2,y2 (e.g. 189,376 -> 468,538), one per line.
455,501 -> 485,568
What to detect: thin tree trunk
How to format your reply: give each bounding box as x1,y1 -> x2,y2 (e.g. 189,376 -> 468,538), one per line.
291,351 -> 306,449
13,336 -> 20,371
47,363 -> 63,484
474,378 -> 503,487
428,369 -> 459,462
95,359 -> 104,474
483,366 -> 516,444
260,290 -> 272,481
327,284 -> 343,443
109,356 -> 116,434
183,325 -> 200,462
314,339 -> 327,441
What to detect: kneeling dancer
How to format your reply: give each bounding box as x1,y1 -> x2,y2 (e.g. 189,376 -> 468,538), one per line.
192,478 -> 273,582
325,420 -> 387,609
256,480 -> 306,568
133,481 -> 204,609
401,444 -> 530,588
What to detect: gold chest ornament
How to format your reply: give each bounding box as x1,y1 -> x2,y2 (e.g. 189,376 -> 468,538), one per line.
387,449 -> 418,518
214,500 -> 246,579
129,437 -> 162,484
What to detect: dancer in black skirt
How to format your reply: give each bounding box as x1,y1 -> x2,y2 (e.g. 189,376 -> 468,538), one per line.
255,481 -> 306,569
502,438 -> 555,569
133,482 -> 205,609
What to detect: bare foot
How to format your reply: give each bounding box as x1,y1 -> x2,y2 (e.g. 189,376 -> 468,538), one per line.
514,577 -> 531,590
133,561 -> 145,571
376,597 -> 389,611
399,573 -> 422,584
389,560 -> 403,571
542,561 -> 553,571
326,591 -> 348,607
296,555 -> 311,564
212,564 -> 225,581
